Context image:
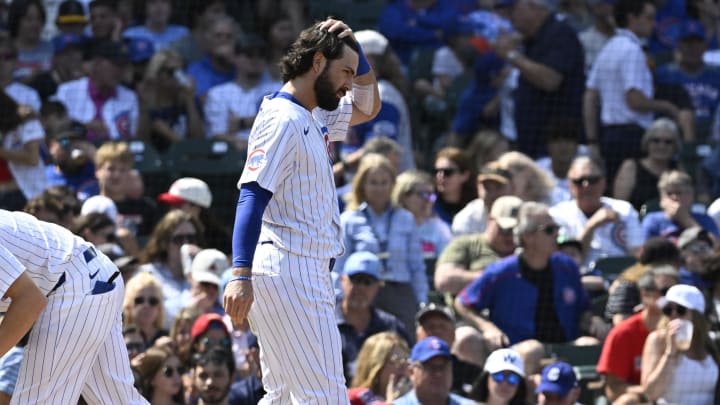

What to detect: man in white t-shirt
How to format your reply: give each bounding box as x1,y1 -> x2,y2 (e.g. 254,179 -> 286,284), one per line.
549,156 -> 642,267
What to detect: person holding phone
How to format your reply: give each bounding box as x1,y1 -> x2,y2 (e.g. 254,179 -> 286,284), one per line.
641,284 -> 720,404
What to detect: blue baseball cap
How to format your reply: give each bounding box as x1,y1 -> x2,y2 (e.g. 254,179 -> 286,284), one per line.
126,37 -> 155,63
343,251 -> 381,279
678,19 -> 706,42
410,336 -> 452,363
52,33 -> 83,54
536,361 -> 578,397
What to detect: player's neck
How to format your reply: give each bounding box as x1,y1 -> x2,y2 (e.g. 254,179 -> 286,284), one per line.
281,81 -> 317,111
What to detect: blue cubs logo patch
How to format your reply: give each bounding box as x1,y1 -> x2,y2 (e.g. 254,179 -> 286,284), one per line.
247,149 -> 267,171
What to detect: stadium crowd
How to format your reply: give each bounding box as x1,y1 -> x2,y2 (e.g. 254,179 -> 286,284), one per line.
1,0 -> 720,404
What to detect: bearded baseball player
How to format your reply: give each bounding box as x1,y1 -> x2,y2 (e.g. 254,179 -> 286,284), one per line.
0,209 -> 147,404
223,18 -> 380,404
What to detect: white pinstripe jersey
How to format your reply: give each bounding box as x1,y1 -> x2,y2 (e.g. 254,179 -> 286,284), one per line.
238,93 -> 353,259
0,210 -> 88,311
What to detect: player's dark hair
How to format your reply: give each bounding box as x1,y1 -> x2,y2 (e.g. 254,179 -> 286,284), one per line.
614,0 -> 654,28
7,0 -> 46,39
192,346 -> 235,376
280,20 -> 359,83
0,91 -> 23,133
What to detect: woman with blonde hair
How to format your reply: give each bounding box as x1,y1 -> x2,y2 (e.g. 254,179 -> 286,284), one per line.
392,170 -> 452,263
136,49 -> 203,152
349,331 -> 411,403
124,271 -> 168,346
337,153 -> 426,331
497,151 -> 556,204
138,209 -> 204,320
132,345 -> 185,405
642,284 -> 720,404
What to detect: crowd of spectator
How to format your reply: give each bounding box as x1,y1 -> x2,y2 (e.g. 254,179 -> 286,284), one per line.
1,0 -> 720,404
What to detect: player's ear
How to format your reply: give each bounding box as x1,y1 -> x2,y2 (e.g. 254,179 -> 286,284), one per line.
312,51 -> 326,74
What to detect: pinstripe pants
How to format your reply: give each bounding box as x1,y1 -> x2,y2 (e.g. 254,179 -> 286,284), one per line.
11,251 -> 148,405
249,243 -> 349,405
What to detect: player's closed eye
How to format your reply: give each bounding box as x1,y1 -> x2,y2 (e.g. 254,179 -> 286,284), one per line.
162,366 -> 185,378
134,296 -> 160,306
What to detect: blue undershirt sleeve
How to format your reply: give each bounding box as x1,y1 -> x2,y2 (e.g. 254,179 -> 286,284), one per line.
232,182 -> 273,268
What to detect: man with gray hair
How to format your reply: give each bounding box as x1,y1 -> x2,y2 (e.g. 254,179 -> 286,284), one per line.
550,156 -> 643,268
455,201 -> 600,350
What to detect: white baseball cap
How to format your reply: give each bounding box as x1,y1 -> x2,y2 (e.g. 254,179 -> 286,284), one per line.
81,195 -> 118,222
190,249 -> 229,286
490,195 -> 523,230
658,284 -> 705,313
354,30 -> 389,56
158,177 -> 212,208
484,348 -> 525,377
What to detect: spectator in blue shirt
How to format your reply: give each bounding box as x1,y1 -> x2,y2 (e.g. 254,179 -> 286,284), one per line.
641,170 -> 720,240
656,20 -> 720,141
378,0 -> 459,69
123,0 -> 189,51
186,15 -> 237,98
455,201 -> 600,349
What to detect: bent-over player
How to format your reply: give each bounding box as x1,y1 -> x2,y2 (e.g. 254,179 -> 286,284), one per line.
0,209 -> 147,404
223,18 -> 380,404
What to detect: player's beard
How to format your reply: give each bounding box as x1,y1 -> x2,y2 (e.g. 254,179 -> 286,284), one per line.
314,64 -> 343,110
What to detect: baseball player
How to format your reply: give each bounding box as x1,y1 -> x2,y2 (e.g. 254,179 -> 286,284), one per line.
223,18 -> 380,404
0,209 -> 147,404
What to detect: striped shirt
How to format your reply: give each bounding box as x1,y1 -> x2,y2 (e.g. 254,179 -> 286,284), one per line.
238,93 -> 353,258
0,210 -> 87,311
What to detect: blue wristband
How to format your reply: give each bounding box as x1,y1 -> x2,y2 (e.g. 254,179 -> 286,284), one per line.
230,275 -> 252,283
356,44 -> 370,76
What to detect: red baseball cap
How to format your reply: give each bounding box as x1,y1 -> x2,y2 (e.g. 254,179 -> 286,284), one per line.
190,313 -> 228,339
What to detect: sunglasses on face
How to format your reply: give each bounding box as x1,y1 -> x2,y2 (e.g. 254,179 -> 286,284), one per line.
134,296 -> 160,306
434,168 -> 459,177
349,274 -> 378,286
570,175 -> 603,186
662,303 -> 688,317
171,233 -> 197,245
650,138 -> 675,146
162,366 -> 185,378
126,342 -> 144,353
200,337 -> 231,349
491,371 -> 521,385
387,352 -> 409,367
412,190 -> 437,202
535,223 -> 559,236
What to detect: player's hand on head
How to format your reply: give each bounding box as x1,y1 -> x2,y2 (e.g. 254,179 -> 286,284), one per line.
223,274 -> 254,325
320,18 -> 355,41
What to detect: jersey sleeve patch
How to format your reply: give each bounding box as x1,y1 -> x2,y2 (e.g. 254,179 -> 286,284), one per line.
246,148 -> 268,171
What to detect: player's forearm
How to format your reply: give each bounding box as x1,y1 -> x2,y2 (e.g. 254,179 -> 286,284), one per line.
583,89 -> 600,141
434,265 -> 479,294
511,54 -> 562,92
0,274 -> 47,356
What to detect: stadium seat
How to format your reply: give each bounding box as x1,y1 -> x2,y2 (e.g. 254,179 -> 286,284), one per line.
588,255 -> 637,282
163,139 -> 245,229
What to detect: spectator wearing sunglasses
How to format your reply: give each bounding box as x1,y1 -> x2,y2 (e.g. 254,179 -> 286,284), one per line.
612,118 -> 682,211
336,251 -> 410,381
139,209 -> 204,319
456,202 -> 600,352
432,147 -> 477,226
393,336 -> 475,405
641,170 -> 720,241
550,156 -> 643,268
348,331 -> 411,404
123,271 -> 169,346
435,195 -> 522,300
131,345 -> 185,405
470,348 -> 527,405
642,284 -> 720,404
189,314 -> 232,362
536,361 -> 581,405
597,266 -> 678,403
452,161 -> 514,237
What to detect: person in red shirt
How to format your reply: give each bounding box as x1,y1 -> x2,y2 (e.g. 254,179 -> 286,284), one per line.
596,265 -> 678,403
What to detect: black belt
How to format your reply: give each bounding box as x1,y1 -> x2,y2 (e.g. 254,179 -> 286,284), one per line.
47,247 -> 97,296
259,241 -> 336,271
